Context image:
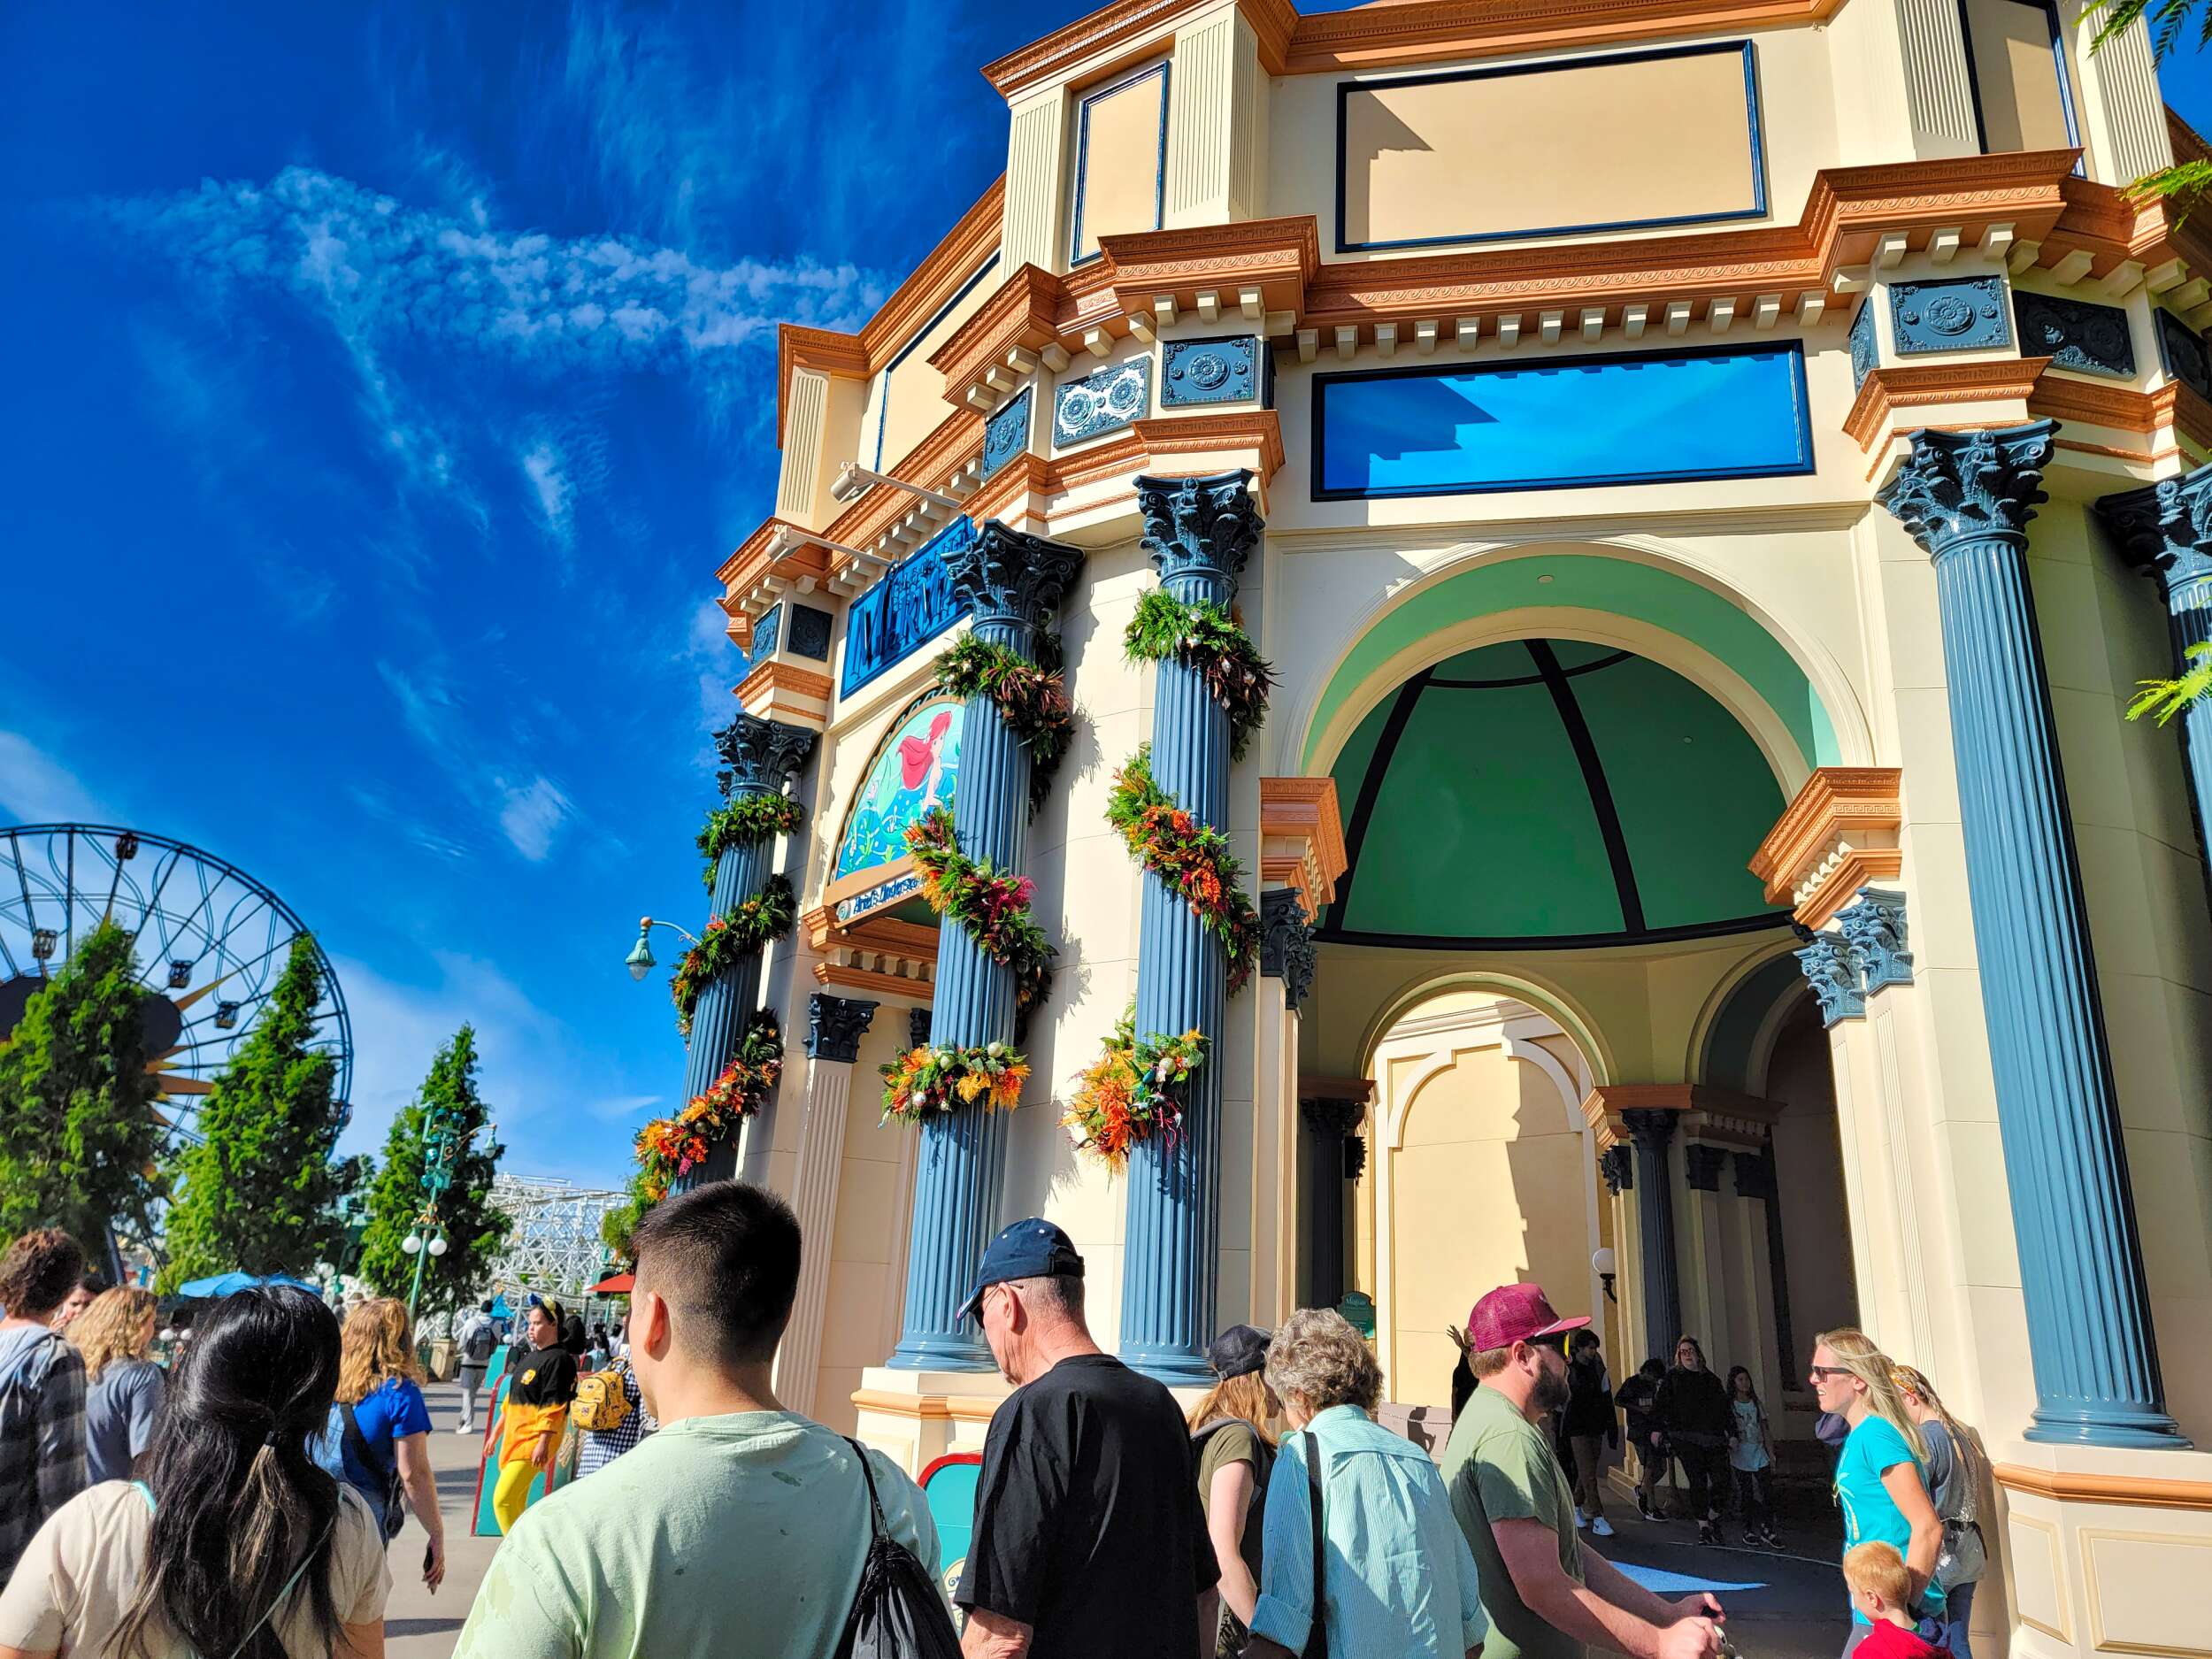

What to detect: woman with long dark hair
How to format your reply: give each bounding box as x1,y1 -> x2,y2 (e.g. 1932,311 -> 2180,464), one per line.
1656,1335 -> 1732,1545
0,1284 -> 388,1658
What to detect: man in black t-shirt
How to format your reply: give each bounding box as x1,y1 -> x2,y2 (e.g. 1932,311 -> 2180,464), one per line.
954,1217 -> 1217,1659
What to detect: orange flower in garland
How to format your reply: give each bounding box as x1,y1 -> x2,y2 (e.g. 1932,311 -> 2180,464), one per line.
634,1015 -> 784,1200
904,809 -> 1056,1032
1063,1010 -> 1208,1170
879,1041 -> 1030,1123
1104,748 -> 1261,992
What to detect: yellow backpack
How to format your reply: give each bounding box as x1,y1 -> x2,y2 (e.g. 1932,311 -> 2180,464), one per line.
572,1359 -> 633,1433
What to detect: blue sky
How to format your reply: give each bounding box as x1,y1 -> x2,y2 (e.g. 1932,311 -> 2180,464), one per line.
4,4 -> 2212,1188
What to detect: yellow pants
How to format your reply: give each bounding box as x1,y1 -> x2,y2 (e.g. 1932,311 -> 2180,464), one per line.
492,1457 -> 538,1532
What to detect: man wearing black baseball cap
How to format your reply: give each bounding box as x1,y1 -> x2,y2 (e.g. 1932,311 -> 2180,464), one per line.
955,1217 -> 1218,1658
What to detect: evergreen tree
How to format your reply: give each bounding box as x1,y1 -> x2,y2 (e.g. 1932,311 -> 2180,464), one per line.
157,936 -> 351,1290
0,918 -> 164,1249
356,1025 -> 509,1314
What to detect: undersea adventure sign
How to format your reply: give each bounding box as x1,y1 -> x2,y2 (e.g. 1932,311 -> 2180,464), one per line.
831,695 -> 964,924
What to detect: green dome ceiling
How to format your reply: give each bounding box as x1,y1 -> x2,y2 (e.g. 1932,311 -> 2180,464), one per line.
1323,640 -> 1789,948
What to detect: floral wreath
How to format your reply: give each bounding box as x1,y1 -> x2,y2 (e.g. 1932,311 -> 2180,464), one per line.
1124,589 -> 1275,763
933,634 -> 1075,818
634,1014 -> 783,1202
879,1041 -> 1028,1123
1105,748 -> 1261,992
671,875 -> 796,1038
696,793 -> 805,891
1062,1007 -> 1208,1169
905,808 -> 1055,1033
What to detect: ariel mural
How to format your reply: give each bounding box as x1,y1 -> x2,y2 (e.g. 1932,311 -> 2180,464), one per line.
833,695 -> 964,923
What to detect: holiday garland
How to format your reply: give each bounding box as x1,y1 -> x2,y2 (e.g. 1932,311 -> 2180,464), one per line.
1062,1006 -> 1207,1169
933,634 -> 1075,818
1124,589 -> 1275,763
1106,748 -> 1263,992
879,1041 -> 1029,1123
634,1014 -> 784,1201
696,794 -> 805,891
671,875 -> 797,1038
905,808 -> 1056,1031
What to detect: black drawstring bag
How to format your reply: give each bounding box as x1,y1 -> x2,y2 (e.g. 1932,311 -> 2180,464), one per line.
836,1437 -> 964,1659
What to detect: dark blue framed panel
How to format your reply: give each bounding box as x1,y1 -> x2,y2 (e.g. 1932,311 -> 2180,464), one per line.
1054,357 -> 1150,447
1889,276 -> 2011,355
1069,60 -> 1170,269
751,603 -> 784,661
1311,343 -> 1813,502
872,256 -> 1001,469
1162,335 -> 1262,406
1956,0 -> 2083,172
840,517 -> 975,698
788,603 -> 833,663
1333,41 -> 1767,254
1849,300 -> 1878,391
2157,309 -> 2212,401
2013,291 -> 2134,379
982,388 -> 1033,481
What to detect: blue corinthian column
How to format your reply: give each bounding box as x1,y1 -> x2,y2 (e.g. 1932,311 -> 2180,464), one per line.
890,520 -> 1085,1369
1879,424 -> 2188,1448
677,713 -> 816,1188
2095,465 -> 2212,914
1124,470 -> 1263,1384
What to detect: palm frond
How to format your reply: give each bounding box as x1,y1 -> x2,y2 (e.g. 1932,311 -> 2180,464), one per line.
2125,641 -> 2212,726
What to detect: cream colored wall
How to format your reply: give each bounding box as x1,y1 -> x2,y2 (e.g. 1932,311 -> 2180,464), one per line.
1071,63 -> 1169,262
1266,27 -> 1836,263
858,257 -> 999,479
1962,0 -> 2074,155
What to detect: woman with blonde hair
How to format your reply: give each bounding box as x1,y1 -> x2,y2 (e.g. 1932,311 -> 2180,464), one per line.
1892,1365 -> 1985,1659
313,1298 -> 443,1592
1190,1325 -> 1279,1658
1808,1329 -> 1943,1655
70,1286 -> 165,1484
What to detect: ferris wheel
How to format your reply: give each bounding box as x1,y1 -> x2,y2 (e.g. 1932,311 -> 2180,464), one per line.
0,824 -> 353,1141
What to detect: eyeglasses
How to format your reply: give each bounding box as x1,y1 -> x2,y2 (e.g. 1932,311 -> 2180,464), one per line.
1808,1364 -> 1854,1381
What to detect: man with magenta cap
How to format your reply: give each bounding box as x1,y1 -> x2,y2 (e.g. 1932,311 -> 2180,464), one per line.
1440,1283 -> 1728,1659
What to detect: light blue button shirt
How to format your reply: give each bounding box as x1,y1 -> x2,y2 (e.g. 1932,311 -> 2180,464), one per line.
1251,1404 -> 1490,1659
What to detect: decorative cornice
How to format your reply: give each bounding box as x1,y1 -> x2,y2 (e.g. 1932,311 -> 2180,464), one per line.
804,992 -> 879,1064
774,326 -> 872,446
1258,887 -> 1317,1010
2029,373 -> 2212,465
1137,468 -> 1264,586
928,263 -> 1066,412
1297,1072 -> 1375,1104
1844,358 -> 2049,454
1049,411 -> 1286,495
1583,1083 -> 1775,1150
1749,766 -> 1905,929
1259,775 -> 1348,920
803,905 -> 939,1001
1097,216 -> 1320,323
733,661 -> 835,732
818,410 -> 987,588
1993,1460 -> 2212,1511
715,714 -> 818,798
1878,422 -> 2058,562
717,518 -> 829,615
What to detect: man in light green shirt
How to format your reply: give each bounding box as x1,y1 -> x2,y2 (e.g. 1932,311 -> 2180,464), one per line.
456,1183 -> 940,1659
1441,1284 -> 1725,1659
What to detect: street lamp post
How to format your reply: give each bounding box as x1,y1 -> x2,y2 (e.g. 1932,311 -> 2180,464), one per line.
403,1096 -> 467,1322
622,916 -> 696,982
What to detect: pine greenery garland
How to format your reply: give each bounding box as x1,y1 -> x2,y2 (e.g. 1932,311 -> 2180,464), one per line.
934,634 -> 1076,818
671,875 -> 797,1039
696,794 -> 805,891
1124,589 -> 1275,762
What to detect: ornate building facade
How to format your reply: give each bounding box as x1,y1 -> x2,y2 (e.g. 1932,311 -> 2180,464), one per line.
689,4 -> 2212,1655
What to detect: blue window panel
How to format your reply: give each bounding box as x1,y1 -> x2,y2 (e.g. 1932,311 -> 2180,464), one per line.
841,517 -> 975,697
1889,276 -> 2010,355
2013,291 -> 2133,379
982,388 -> 1033,480
2156,309 -> 2212,401
1849,300 -> 1878,391
1313,344 -> 1813,502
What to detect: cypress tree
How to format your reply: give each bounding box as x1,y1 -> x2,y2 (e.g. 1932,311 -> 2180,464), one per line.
356,1025 -> 510,1313
0,917 -> 164,1250
157,936 -> 351,1289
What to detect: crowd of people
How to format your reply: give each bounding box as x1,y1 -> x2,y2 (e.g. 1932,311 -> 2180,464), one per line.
0,1191 -> 1991,1659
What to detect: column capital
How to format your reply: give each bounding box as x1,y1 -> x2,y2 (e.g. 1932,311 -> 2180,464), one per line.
946,520 -> 1086,642
1622,1107 -> 1679,1149
1259,888 -> 1317,1010
1599,1143 -> 1634,1195
1837,887 -> 1913,993
1877,421 -> 2055,561
2095,462 -> 2212,598
1136,470 -> 1263,591
1792,926 -> 1866,1027
714,713 -> 818,798
804,993 -> 879,1064
908,1005 -> 933,1051
1684,1142 -> 1730,1192
1732,1149 -> 1776,1202
1301,1096 -> 1366,1139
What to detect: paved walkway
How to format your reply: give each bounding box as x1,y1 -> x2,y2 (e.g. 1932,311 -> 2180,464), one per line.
379,1384 -> 1854,1659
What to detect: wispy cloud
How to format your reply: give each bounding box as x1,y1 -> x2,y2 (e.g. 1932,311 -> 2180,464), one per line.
376,661 -> 580,863
519,440 -> 573,548
497,776 -> 572,861
0,731 -> 113,824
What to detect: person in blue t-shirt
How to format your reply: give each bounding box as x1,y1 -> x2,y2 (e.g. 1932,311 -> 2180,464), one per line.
324,1296 -> 446,1594
1809,1329 -> 1943,1655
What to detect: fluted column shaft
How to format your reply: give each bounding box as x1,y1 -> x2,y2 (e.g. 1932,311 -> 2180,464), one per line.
1124,472 -> 1262,1385
1886,425 -> 2185,1448
780,995 -> 878,1415
1624,1110 -> 1683,1362
677,714 -> 815,1189
892,522 -> 1083,1371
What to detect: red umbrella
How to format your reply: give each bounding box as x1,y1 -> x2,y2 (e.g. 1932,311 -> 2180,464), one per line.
588,1271 -> 634,1294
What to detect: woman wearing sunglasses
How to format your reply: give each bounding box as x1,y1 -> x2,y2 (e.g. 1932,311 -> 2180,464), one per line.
1808,1330 -> 1944,1656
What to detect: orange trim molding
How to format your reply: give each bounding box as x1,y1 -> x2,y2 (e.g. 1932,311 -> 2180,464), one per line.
1750,767 -> 1905,930
1048,410 -> 1286,493
1260,776 -> 1348,921
849,1387 -> 1002,1424
1581,1084 -> 1776,1149
733,661 -> 834,730
1845,358 -> 2050,453
803,904 -> 938,1002
1993,1463 -> 2212,1513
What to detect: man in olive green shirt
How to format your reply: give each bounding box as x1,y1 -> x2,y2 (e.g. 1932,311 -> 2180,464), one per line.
1441,1285 -> 1725,1659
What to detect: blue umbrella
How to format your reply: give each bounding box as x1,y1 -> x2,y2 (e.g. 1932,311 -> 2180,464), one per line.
175,1271 -> 319,1298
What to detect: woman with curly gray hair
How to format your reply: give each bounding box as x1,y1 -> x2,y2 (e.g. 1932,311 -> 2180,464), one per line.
1245,1309 -> 1489,1659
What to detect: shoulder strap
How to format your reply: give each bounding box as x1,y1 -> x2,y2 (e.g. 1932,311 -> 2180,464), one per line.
1302,1430 -> 1327,1658
338,1400 -> 396,1486
223,1516 -> 335,1659
843,1436 -> 887,1541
